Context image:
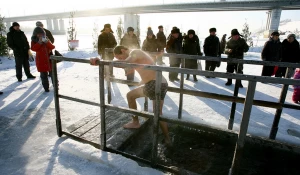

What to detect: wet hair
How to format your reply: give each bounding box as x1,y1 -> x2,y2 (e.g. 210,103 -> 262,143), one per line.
113,45 -> 129,55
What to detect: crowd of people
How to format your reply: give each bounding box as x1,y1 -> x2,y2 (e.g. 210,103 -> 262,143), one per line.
2,20 -> 299,145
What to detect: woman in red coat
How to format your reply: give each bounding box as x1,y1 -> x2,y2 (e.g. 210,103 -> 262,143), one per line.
31,27 -> 55,92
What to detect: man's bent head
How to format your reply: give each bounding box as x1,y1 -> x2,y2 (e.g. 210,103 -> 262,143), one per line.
113,46 -> 129,60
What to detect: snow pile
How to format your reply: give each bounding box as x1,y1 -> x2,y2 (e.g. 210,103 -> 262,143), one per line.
58,139 -> 164,175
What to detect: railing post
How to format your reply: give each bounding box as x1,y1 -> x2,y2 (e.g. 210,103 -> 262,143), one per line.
228,80 -> 241,130
99,63 -> 106,150
269,67 -> 294,139
107,78 -> 112,104
178,58 -> 185,119
151,70 -> 162,167
52,59 -> 62,137
230,81 -> 256,175
144,97 -> 148,112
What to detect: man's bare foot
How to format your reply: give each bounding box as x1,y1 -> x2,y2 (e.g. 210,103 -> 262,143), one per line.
123,121 -> 141,129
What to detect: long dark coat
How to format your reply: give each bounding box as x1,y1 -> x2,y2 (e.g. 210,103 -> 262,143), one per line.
156,31 -> 166,51
183,35 -> 201,69
7,26 -> 30,58
98,32 -> 117,59
261,38 -> 282,76
281,39 -> 300,63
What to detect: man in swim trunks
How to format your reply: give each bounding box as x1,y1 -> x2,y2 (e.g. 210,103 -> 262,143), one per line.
90,45 -> 170,144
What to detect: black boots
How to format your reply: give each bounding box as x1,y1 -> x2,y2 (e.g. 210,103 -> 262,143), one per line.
186,74 -> 190,80
193,75 -> 198,82
225,79 -> 232,86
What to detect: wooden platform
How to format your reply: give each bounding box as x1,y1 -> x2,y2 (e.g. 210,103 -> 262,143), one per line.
66,110 -> 149,150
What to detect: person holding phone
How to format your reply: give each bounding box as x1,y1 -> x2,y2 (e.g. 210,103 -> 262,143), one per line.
31,27 -> 55,92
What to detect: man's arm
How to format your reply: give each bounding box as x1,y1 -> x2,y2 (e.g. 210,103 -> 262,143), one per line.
6,33 -> 15,49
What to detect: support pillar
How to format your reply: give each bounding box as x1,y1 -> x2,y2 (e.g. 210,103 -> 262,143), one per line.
53,19 -> 59,33
46,19 -> 53,31
59,19 -> 66,33
124,14 -> 140,40
264,8 -> 282,38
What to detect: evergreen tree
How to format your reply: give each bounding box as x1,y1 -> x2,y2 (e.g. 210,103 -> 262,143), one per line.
241,20 -> 253,47
116,17 -> 124,44
92,22 -> 99,51
67,12 -> 77,51
0,15 -> 9,57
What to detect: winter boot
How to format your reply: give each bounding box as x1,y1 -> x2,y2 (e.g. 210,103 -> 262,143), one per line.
239,82 -> 243,88
193,75 -> 198,82
225,79 -> 232,86
186,74 -> 190,80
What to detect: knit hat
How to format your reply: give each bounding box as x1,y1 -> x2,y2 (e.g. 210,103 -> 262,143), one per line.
127,27 -> 134,33
12,22 -> 20,27
287,34 -> 296,39
36,21 -> 43,27
147,27 -> 154,36
271,31 -> 280,36
187,29 -> 195,36
209,28 -> 216,33
33,27 -> 45,36
158,25 -> 163,29
101,23 -> 113,33
171,28 -> 180,34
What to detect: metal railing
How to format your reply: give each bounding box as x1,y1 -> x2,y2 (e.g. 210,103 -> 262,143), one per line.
51,52 -> 300,175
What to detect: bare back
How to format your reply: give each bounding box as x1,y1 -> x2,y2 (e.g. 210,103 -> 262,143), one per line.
126,50 -> 166,84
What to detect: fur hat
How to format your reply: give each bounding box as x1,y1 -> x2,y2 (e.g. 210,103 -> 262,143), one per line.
231,29 -> 240,36
36,21 -> 43,27
147,27 -> 154,36
209,28 -> 216,33
171,28 -> 180,34
158,25 -> 163,29
187,29 -> 195,36
12,22 -> 20,27
287,34 -> 296,39
33,27 -> 45,36
127,27 -> 134,33
101,23 -> 113,33
271,31 -> 280,36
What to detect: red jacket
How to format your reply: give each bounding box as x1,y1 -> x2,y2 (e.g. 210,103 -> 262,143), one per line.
31,41 -> 55,72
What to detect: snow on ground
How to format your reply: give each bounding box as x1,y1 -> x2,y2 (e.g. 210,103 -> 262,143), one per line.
0,49 -> 299,174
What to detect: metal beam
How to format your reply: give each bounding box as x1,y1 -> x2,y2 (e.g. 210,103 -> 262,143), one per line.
4,1 -> 300,22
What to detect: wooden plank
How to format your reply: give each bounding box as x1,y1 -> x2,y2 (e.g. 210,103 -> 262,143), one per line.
66,115 -> 98,133
228,81 -> 240,130
52,59 -> 62,137
106,104 -> 154,119
178,58 -> 185,119
99,64 -> 106,149
230,81 -> 257,175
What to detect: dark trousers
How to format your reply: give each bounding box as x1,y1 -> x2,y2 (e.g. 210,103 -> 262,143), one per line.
15,57 -> 31,80
169,63 -> 181,80
205,61 -> 217,71
227,63 -> 243,82
40,71 -> 53,90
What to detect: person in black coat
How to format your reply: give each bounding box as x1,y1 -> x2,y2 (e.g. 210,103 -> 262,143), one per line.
277,34 -> 300,77
203,28 -> 221,77
156,25 -> 166,65
7,22 -> 36,82
98,24 -> 117,76
261,31 -> 282,77
183,29 -> 201,81
166,28 -> 183,82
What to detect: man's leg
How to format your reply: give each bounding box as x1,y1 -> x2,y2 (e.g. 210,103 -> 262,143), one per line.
15,57 -> 23,81
124,86 -> 146,128
153,100 -> 171,145
23,57 -> 31,77
226,64 -> 234,85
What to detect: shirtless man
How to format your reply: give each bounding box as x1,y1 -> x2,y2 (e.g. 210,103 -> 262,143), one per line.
90,45 -> 171,144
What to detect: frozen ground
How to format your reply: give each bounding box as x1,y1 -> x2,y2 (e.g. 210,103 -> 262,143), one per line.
0,49 -> 299,174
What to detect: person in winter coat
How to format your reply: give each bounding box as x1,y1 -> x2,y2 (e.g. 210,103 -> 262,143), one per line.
120,27 -> 140,81
277,34 -> 300,77
7,22 -> 36,82
166,28 -> 183,82
142,27 -> 158,63
183,29 -> 201,81
220,34 -> 227,54
225,29 -> 249,87
156,25 -> 166,65
36,21 -> 55,76
31,27 -> 55,92
261,31 -> 282,77
203,28 -> 221,77
98,24 -> 117,76
292,68 -> 300,104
